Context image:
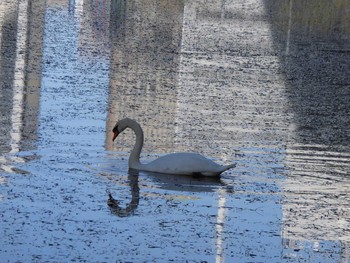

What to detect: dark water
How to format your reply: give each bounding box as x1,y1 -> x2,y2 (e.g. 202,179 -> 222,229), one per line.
1,0 -> 350,262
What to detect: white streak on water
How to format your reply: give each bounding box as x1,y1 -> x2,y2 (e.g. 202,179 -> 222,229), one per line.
286,0 -> 293,55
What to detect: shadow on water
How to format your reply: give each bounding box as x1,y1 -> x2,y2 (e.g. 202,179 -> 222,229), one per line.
0,5 -> 17,154
106,0 -> 185,153
264,0 -> 350,258
0,0 -> 45,172
264,0 -> 350,146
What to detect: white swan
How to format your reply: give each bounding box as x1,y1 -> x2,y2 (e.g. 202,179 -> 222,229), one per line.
112,118 -> 236,177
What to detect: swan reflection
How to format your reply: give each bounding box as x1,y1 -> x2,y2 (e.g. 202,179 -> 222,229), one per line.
107,173 -> 140,217
107,168 -> 232,218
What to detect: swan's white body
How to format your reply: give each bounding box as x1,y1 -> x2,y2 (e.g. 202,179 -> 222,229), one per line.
112,118 -> 236,177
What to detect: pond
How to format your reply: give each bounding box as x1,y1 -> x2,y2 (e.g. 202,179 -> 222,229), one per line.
1,0 -> 350,262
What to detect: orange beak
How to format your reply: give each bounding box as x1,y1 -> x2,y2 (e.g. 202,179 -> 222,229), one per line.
112,131 -> 119,141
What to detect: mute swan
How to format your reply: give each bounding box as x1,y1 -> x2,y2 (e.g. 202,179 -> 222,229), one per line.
112,118 -> 236,177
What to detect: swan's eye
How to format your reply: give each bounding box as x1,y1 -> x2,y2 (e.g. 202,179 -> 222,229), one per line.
112,125 -> 120,142
112,125 -> 119,133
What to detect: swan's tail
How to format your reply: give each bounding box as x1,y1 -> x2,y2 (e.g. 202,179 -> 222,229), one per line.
221,163 -> 236,172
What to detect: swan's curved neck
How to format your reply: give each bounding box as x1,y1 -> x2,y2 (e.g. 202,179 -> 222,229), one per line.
128,120 -> 144,169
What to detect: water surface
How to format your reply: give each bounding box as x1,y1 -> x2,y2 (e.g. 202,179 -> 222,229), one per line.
1,0 -> 350,262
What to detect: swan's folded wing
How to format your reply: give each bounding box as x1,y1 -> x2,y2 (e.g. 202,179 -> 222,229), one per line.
142,153 -> 228,176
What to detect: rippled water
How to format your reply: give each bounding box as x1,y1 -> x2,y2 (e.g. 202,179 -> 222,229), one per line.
1,0 -> 350,262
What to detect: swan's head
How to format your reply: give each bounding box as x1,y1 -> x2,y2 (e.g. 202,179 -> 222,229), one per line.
112,118 -> 133,141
